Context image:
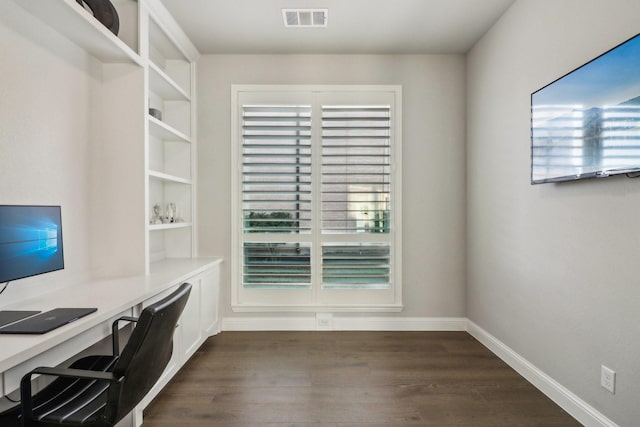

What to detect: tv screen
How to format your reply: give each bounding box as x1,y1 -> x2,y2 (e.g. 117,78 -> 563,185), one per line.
531,33 -> 640,184
0,205 -> 64,283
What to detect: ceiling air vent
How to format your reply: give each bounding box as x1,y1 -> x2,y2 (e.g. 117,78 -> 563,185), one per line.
282,9 -> 328,28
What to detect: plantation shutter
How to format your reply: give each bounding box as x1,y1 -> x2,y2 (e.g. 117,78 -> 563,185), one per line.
233,86 -> 402,310
242,105 -> 312,234
321,106 -> 391,233
243,242 -> 311,288
241,105 -> 312,289
321,105 -> 393,290
322,243 -> 391,290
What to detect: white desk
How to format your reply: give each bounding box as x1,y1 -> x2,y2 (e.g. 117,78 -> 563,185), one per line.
0,257 -> 222,425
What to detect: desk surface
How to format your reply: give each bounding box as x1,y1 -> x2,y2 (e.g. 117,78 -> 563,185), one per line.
0,258 -> 222,376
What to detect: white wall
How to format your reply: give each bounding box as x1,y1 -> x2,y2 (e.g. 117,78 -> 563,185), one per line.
467,0 -> 640,425
0,1 -> 146,305
197,54 -> 467,321
0,3 -> 97,304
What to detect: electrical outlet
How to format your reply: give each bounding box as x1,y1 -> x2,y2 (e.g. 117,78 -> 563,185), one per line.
601,365 -> 616,394
316,313 -> 333,330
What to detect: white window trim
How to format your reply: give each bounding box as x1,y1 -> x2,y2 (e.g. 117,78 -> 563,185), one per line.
231,85 -> 403,312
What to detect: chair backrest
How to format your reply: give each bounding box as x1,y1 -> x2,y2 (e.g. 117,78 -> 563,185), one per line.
103,282 -> 191,424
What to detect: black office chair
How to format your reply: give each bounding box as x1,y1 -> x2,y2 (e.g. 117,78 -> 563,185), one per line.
0,282 -> 191,427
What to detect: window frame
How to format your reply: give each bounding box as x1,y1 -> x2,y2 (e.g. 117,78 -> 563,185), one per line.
231,85 -> 403,312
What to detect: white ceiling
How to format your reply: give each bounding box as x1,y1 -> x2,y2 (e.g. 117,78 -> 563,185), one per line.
159,0 -> 516,55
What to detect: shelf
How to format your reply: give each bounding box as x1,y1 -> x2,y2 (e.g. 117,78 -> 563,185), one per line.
148,13 -> 191,62
145,0 -> 199,271
14,0 -> 141,65
149,222 -> 192,231
148,116 -> 191,142
148,170 -> 192,185
149,62 -> 190,101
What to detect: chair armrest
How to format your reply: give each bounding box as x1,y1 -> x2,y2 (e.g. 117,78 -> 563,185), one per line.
28,366 -> 120,381
20,366 -> 122,421
112,316 -> 139,355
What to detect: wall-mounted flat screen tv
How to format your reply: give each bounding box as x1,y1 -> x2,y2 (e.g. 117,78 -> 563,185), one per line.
0,205 -> 64,284
531,33 -> 640,184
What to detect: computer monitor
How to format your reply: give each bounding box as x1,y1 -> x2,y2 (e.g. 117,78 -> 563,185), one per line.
0,205 -> 64,284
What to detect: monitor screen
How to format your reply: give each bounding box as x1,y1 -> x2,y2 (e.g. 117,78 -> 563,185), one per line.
531,33 -> 640,184
0,205 -> 64,283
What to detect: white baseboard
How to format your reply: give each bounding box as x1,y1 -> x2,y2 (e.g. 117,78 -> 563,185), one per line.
219,315 -> 617,427
222,316 -> 316,331
221,315 -> 468,332
333,316 -> 468,331
467,320 -> 618,427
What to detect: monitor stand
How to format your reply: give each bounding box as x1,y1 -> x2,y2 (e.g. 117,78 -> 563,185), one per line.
0,310 -> 41,328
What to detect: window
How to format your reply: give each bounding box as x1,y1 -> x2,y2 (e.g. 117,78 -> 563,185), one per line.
231,86 -> 402,311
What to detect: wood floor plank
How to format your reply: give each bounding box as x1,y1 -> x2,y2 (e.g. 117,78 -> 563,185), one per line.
142,331 -> 582,427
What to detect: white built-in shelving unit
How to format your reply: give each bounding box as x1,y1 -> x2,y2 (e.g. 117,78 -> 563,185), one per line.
144,4 -> 198,269
12,0 -> 199,277
3,3 -> 219,424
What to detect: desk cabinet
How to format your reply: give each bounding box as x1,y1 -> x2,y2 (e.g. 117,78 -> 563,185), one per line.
181,278 -> 203,360
137,262 -> 222,422
136,261 -> 221,423
200,262 -> 221,335
0,259 -> 222,427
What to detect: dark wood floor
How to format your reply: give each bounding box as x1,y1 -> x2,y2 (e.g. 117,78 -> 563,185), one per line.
142,331 -> 581,427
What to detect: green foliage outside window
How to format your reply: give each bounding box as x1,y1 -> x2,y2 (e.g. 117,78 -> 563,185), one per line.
245,211 -> 297,233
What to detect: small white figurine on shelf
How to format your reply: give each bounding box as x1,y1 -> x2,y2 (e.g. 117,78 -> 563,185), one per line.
166,203 -> 176,223
151,204 -> 163,225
